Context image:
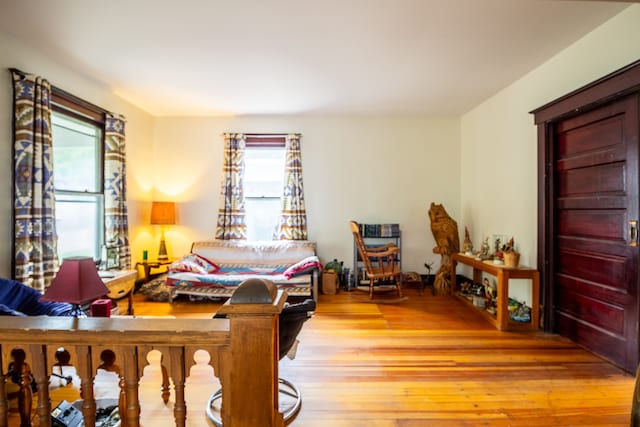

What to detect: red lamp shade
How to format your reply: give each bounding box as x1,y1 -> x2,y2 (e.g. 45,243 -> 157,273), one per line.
42,257 -> 110,305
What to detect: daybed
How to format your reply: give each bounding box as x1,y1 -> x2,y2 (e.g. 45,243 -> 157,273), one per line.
165,240 -> 321,302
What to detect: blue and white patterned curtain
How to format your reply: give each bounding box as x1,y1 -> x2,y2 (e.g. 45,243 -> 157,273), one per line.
274,134 -> 308,240
104,114 -> 131,269
215,133 -> 248,240
11,70 -> 59,291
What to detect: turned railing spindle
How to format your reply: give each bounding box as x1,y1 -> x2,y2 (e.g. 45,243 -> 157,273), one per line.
77,344 -> 97,427
122,346 -> 140,427
29,344 -> 51,426
169,347 -> 187,427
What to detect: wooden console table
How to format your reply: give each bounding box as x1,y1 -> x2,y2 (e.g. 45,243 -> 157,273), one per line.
101,270 -> 137,315
450,253 -> 540,331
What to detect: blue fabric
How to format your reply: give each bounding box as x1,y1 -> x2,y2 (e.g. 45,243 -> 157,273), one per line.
0,303 -> 25,316
0,277 -> 74,316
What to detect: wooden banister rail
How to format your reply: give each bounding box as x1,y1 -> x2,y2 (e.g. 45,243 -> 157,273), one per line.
0,284 -> 286,427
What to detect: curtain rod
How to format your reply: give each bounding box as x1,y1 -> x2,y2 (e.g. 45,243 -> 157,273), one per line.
9,67 -> 27,78
10,67 -> 109,117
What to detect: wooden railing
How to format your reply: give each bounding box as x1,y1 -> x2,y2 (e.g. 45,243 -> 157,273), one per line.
0,283 -> 286,427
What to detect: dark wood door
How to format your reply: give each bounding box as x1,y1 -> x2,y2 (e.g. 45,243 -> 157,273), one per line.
553,95 -> 639,372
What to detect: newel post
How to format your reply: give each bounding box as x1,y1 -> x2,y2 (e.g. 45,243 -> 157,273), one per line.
217,279 -> 286,427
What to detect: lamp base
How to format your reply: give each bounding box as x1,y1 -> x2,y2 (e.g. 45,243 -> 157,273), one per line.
158,238 -> 168,261
70,304 -> 87,317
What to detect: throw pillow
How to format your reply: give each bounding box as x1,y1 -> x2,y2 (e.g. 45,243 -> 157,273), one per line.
283,256 -> 322,279
168,254 -> 220,275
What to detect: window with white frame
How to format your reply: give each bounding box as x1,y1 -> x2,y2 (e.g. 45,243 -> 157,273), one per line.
243,136 -> 285,241
51,100 -> 105,261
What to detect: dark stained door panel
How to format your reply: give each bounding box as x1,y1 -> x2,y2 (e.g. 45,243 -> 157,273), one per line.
552,95 -> 639,372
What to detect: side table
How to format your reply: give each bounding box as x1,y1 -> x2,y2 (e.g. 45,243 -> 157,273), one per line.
100,270 -> 137,315
136,259 -> 175,287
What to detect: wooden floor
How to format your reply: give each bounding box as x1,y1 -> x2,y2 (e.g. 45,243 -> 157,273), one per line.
11,286 -> 635,426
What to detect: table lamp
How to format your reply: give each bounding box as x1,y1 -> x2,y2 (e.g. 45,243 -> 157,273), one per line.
150,201 -> 176,261
42,257 -> 110,316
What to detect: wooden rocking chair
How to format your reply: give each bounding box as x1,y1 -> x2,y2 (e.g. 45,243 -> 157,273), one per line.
349,221 -> 403,299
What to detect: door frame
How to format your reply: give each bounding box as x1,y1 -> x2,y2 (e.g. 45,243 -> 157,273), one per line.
532,59 -> 640,334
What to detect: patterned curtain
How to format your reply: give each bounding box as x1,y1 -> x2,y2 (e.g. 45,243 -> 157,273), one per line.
215,133 -> 248,240
104,114 -> 131,269
274,134 -> 308,240
11,70 -> 59,291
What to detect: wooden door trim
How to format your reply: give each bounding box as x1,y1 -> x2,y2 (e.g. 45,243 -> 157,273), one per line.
536,121 -> 555,331
533,59 -> 640,335
531,59 -> 640,124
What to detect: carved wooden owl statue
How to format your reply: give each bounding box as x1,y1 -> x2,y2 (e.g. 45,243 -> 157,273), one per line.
428,203 -> 460,256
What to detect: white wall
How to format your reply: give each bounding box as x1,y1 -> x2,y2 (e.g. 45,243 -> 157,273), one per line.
0,30 -> 155,278
5,5 -> 638,284
460,4 -> 640,302
0,27 -> 461,280
151,116 -> 460,273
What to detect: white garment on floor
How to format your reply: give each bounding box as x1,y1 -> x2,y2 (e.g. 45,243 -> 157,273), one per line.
93,369 -> 120,401
49,365 -> 81,390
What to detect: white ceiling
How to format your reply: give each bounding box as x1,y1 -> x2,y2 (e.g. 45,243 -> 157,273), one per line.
0,0 -> 632,116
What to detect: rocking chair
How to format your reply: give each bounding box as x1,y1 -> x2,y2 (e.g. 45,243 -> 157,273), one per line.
349,221 -> 403,299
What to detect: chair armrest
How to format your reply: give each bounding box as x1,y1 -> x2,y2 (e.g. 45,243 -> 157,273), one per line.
363,246 -> 399,258
364,242 -> 396,252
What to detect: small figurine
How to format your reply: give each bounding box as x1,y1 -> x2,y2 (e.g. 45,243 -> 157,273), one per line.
479,237 -> 491,260
509,299 -> 531,323
493,237 -> 504,264
462,226 -> 473,255
460,280 -> 472,296
494,237 -> 502,256
484,277 -> 496,301
481,278 -> 496,314
503,237 -> 515,253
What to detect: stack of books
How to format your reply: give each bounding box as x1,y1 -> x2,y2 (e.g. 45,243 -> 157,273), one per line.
359,223 -> 400,237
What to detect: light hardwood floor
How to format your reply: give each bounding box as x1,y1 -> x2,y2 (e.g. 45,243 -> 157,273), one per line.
12,286 -> 636,426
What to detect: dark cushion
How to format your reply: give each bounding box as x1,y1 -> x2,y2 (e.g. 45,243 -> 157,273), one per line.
279,299 -> 316,360
0,277 -> 75,316
212,298 -> 316,360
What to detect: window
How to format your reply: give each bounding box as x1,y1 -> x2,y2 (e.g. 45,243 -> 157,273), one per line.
243,136 -> 285,241
51,93 -> 105,261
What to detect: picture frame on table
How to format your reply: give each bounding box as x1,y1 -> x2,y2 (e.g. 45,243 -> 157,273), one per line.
105,246 -> 120,270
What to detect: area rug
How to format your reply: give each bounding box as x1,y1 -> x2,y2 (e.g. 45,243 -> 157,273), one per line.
139,275 -> 170,302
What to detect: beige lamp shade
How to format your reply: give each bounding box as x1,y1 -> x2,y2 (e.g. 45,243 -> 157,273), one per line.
150,201 -> 176,260
150,201 -> 176,225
